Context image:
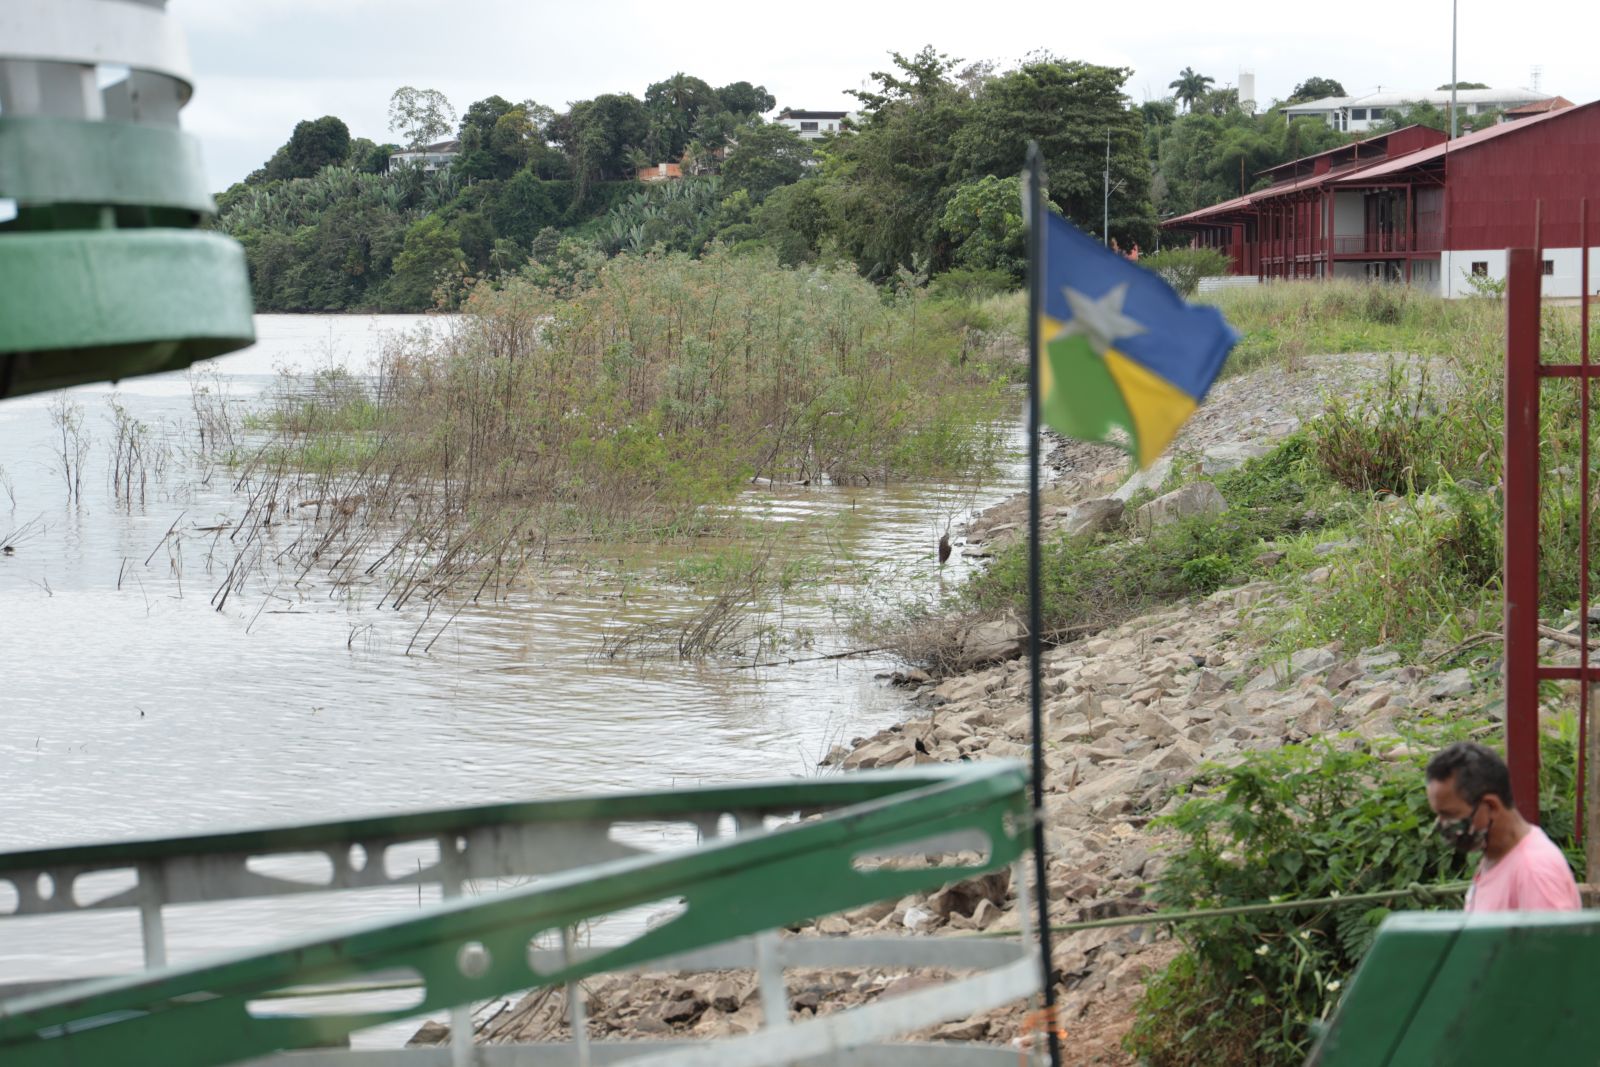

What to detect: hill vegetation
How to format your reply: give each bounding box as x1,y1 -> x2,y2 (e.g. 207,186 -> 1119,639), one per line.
214,54 -> 1364,312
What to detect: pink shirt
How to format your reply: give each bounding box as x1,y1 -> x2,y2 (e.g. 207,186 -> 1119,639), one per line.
1464,826 -> 1582,912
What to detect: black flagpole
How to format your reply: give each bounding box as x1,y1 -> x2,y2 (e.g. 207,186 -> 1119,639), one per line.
1024,141 -> 1063,1067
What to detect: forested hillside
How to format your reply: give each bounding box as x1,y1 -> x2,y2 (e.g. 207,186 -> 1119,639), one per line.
213,53 -> 1358,312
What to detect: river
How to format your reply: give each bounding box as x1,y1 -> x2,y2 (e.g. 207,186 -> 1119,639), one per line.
0,314 -> 1031,1036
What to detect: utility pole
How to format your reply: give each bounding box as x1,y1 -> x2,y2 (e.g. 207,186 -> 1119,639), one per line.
1450,0 -> 1459,139
1103,130 -> 1110,246
1102,131 -> 1124,248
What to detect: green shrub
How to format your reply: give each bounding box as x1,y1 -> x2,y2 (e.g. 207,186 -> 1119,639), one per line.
1128,733 -> 1579,1066
1311,361 -> 1442,494
1144,247 -> 1233,297
1179,553 -> 1233,593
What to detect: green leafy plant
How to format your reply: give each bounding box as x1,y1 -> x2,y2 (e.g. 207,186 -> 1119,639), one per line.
1144,247 -> 1232,297
1460,266 -> 1507,299
1311,360 -> 1441,494
1129,733 -> 1580,1066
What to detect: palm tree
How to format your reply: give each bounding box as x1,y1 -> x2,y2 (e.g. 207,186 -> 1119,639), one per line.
1169,68 -> 1215,113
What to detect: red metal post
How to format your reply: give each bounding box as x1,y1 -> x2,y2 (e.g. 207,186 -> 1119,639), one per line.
1405,184 -> 1414,284
1581,197 -> 1592,845
1325,190 -> 1334,278
1505,245 -> 1543,823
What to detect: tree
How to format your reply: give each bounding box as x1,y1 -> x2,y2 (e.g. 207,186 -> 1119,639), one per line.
345,137 -> 397,174
645,73 -> 715,161
383,215 -> 464,310
1168,67 -> 1215,113
283,116 -> 350,179
951,57 -> 1156,248
1194,87 -> 1241,117
714,81 -> 775,117
559,93 -> 650,197
1152,107 -> 1347,216
754,178 -> 828,265
721,120 -> 811,202
1377,99 -> 1504,134
938,175 -> 1025,281
388,86 -> 457,150
820,46 -> 975,276
247,116 -> 352,184
1289,77 -> 1347,103
1437,81 -> 1490,90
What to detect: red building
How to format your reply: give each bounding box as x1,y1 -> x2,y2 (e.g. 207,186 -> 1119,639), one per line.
1163,100 -> 1600,297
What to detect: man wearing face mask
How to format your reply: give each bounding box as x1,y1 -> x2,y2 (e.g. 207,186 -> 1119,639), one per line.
1424,741 -> 1581,912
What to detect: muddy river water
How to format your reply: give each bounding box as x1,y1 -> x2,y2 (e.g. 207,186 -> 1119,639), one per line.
0,314 -> 1032,1037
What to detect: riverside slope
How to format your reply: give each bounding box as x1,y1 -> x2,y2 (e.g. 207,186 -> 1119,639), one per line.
417,353 -> 1500,1064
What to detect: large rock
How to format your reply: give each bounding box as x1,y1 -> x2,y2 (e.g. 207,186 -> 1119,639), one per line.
1428,667 -> 1475,700
1200,441 -> 1273,474
1134,482 -> 1227,532
1112,457 -> 1174,502
1289,646 -> 1338,680
1058,497 -> 1125,538
955,617 -> 1027,667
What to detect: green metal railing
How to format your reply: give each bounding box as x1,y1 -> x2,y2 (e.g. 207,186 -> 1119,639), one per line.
0,763 -> 1040,1067
1309,909 -> 1600,1065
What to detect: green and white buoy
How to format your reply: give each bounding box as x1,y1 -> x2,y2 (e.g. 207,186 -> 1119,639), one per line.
0,0 -> 254,398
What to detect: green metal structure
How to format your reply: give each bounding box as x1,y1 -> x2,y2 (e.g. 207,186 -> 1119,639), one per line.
1310,910 -> 1600,1065
0,764 -> 1041,1066
0,0 -> 254,398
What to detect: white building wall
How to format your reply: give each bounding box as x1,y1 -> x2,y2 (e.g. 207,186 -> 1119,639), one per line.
1332,192 -> 1364,248
1410,259 -> 1440,290
776,116 -> 848,141
1439,247 -> 1600,298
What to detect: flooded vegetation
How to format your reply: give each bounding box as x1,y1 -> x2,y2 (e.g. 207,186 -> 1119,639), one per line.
220,251 -> 1016,655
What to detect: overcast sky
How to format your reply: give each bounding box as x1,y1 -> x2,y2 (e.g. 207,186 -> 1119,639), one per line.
170,0 -> 1600,192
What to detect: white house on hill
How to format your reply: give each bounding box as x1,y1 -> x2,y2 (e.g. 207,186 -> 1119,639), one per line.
774,109 -> 852,141
1284,87 -> 1554,133
388,138 -> 461,173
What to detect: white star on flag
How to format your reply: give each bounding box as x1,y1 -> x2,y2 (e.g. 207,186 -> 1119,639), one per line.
1052,283 -> 1146,355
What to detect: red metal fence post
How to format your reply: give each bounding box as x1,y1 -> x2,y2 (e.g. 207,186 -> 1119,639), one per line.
1504,246 -> 1543,822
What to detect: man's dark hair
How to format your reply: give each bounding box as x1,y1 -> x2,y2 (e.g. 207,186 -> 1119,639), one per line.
1426,741 -> 1514,807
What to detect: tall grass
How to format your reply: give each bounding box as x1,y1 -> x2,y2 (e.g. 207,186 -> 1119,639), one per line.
1207,279 -> 1504,377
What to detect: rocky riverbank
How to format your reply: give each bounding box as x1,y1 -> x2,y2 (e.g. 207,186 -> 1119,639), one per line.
415,352 -> 1500,1064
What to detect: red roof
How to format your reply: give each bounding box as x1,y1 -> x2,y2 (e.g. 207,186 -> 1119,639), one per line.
1332,99 -> 1599,184
1505,96 -> 1574,116
1255,125 -> 1441,181
1165,155 -> 1396,228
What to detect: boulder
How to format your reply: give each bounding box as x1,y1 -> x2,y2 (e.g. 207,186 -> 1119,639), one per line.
1428,667 -> 1475,700
710,980 -> 743,1014
1200,440 -> 1273,474
1058,497 -> 1125,538
1289,646 -> 1338,679
1137,709 -> 1178,740
1112,457 -> 1174,502
1135,482 -> 1227,532
955,617 -> 1027,667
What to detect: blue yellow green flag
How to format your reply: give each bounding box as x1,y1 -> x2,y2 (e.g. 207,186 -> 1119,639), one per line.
1037,213 -> 1239,468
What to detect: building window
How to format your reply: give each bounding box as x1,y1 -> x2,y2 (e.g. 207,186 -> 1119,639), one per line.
1471,261 -> 1489,276
1543,259 -> 1556,275
1369,107 -> 1386,120
800,121 -> 818,131
1351,108 -> 1368,120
